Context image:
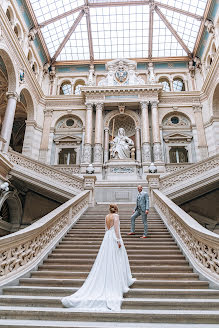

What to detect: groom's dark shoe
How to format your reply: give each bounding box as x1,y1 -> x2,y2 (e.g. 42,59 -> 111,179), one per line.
140,235 -> 148,238
127,232 -> 135,235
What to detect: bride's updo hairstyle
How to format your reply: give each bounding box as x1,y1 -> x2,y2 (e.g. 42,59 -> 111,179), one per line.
109,204 -> 118,213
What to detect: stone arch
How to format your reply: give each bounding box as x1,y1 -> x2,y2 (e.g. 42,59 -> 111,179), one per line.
59,80 -> 72,95
19,87 -> 35,120
172,75 -> 186,92
52,113 -> 84,129
104,109 -> 140,130
212,83 -> 219,115
73,79 -> 86,95
0,47 -> 18,92
161,111 -> 192,127
0,191 -> 22,227
158,76 -> 171,92
6,5 -> 15,25
14,22 -> 23,41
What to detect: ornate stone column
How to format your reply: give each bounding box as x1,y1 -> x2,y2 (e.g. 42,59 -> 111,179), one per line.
39,109 -> 53,162
1,92 -> 19,152
104,127 -> 109,163
151,100 -> 162,162
193,105 -> 208,160
135,127 -> 141,162
93,102 -> 103,163
140,101 -> 151,163
82,103 -> 93,164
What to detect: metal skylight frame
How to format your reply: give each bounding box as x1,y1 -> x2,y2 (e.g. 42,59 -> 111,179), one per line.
25,0 -> 211,64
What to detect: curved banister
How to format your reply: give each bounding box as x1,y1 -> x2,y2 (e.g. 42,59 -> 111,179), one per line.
0,190 -> 90,286
8,150 -> 84,194
160,154 -> 219,195
153,189 -> 219,287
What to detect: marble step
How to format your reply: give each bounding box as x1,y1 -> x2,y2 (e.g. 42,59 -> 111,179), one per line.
38,264 -> 193,273
18,278 -> 209,289
0,306 -> 218,323
60,237 -> 175,242
43,258 -> 188,266
30,271 -> 199,280
47,254 -> 184,261
0,319 -> 218,328
55,245 -> 180,251
3,287 -> 218,299
0,296 -> 219,311
52,249 -> 182,255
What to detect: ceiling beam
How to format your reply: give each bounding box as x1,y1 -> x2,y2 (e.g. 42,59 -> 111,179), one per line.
193,0 -> 213,56
85,7 -> 94,63
51,10 -> 84,63
89,1 -> 149,8
154,2 -> 202,20
155,6 -> 192,56
148,2 -> 154,59
54,56 -> 190,66
23,0 -> 50,62
38,6 -> 84,27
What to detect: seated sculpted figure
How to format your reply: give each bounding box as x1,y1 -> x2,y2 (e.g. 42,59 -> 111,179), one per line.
110,128 -> 134,159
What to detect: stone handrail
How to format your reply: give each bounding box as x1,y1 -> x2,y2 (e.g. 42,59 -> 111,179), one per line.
160,154 -> 219,195
0,190 -> 90,286
164,163 -> 193,175
153,189 -> 219,287
8,151 -> 84,195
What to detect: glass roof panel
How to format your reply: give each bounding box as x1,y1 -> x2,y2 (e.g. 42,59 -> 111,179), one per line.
156,0 -> 207,16
57,16 -> 90,60
153,12 -> 187,57
90,5 -> 149,60
30,0 -> 84,24
41,13 -> 79,57
160,8 -> 201,51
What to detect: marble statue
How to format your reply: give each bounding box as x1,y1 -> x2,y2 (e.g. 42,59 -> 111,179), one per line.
110,128 -> 134,159
98,59 -> 145,86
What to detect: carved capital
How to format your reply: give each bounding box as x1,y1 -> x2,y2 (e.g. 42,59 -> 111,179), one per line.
193,105 -> 202,114
44,109 -> 53,117
6,92 -> 19,101
86,103 -> 93,111
140,101 -> 149,110
151,100 -> 159,108
95,103 -> 104,111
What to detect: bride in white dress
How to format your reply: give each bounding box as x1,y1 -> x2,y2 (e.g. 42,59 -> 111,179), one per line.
61,204 -> 136,311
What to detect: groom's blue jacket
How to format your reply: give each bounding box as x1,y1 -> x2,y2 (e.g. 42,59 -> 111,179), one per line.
134,191 -> 149,212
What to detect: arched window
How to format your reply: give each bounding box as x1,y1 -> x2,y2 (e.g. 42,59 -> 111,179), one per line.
173,78 -> 185,92
169,147 -> 188,163
27,50 -> 33,64
74,80 -> 85,95
60,81 -> 72,95
6,8 -> 14,24
14,26 -> 19,37
159,78 -> 171,92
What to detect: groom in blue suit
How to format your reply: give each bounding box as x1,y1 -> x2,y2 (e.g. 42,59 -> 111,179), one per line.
128,185 -> 149,238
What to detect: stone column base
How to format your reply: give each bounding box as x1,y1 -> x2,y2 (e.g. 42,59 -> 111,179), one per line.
82,144 -> 92,164
93,144 -> 103,164
153,142 -> 163,162
142,142 -> 151,163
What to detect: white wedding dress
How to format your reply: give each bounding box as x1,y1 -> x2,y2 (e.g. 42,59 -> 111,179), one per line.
61,213 -> 136,311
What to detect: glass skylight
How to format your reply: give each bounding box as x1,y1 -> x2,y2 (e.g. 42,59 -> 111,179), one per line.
90,5 -> 149,60
29,0 -> 208,62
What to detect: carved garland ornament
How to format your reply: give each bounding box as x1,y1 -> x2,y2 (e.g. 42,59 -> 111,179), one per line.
160,156 -> 219,190
8,152 -> 84,191
154,195 -> 219,278
0,195 -> 89,278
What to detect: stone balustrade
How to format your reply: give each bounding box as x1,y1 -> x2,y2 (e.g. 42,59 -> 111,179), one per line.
8,150 -> 84,195
0,190 -> 90,286
160,154 -> 219,196
153,189 -> 219,287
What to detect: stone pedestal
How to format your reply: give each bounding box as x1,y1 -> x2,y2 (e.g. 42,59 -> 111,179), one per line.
83,175 -> 97,207
146,173 -> 160,205
104,159 -> 141,181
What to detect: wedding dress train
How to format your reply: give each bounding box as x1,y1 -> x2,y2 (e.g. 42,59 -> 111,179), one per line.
61,213 -> 136,311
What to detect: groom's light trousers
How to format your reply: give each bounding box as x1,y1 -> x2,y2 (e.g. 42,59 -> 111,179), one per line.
131,209 -> 148,236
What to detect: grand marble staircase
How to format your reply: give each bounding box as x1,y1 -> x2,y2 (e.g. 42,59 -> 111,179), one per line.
0,204 -> 219,327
